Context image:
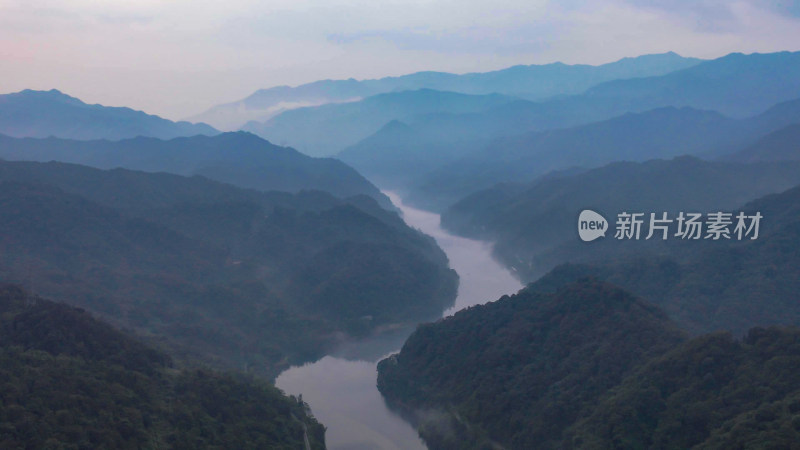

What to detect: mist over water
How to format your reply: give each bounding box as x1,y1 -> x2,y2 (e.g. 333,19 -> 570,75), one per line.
276,191 -> 523,450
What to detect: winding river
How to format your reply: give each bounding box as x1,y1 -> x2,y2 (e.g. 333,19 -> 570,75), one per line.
276,192 -> 523,450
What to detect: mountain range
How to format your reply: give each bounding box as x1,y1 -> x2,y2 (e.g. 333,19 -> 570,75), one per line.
5,47 -> 800,450
583,51 -> 800,118
189,52 -> 701,130
337,51 -> 800,208
242,89 -> 517,156
400,98 -> 800,209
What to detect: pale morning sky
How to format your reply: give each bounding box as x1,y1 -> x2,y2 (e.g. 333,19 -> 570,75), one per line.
2,0 -> 799,120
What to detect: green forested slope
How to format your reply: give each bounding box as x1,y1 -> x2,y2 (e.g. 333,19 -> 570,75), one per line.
0,284 -> 326,449
378,279 -> 685,449
378,279 -> 800,449
0,160 -> 457,377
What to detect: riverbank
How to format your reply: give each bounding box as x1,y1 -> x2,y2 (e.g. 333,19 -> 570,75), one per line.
276,192 -> 523,449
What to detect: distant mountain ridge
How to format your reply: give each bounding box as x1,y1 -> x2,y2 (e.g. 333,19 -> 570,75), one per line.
242,89 -> 518,156
189,52 -> 701,130
400,99 -> 800,208
585,51 -> 800,118
345,96 -> 800,210
337,51 -> 800,209
0,89 -> 218,140
0,131 -> 390,207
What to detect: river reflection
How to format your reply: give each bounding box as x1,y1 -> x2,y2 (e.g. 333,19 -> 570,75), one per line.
275,192 -> 523,450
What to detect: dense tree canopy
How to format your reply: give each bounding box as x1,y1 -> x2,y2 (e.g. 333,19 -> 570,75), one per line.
379,278 -> 800,449
0,160 -> 457,378
0,284 -> 326,449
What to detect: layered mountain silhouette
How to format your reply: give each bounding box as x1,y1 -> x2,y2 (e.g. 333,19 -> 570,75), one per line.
242,89 -> 517,156
0,131 -> 390,206
5,47 -> 799,450
583,51 -> 800,118
190,52 -> 700,130
337,51 -> 800,207
417,99 -> 800,208
0,89 -> 217,140
345,97 -> 800,210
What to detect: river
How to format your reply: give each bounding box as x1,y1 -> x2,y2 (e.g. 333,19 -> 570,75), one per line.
276,192 -> 523,450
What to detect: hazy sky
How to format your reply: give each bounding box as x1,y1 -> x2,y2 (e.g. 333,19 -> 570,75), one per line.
2,0 -> 799,120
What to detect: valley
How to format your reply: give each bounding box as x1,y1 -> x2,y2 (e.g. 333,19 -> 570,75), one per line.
276,192 -> 522,450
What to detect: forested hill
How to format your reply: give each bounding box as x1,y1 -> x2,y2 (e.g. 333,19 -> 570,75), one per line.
0,159 -> 457,378
568,327 -> 800,448
377,279 -> 800,449
0,284 -> 326,449
378,279 -> 686,449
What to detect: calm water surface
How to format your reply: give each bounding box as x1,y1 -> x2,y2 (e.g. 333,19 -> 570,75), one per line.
276,192 -> 523,450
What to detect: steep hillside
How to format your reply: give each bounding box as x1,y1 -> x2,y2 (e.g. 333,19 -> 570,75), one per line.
0,161 -> 457,377
0,284 -> 326,449
378,279 -> 800,449
378,279 -> 686,449
569,327 -> 800,448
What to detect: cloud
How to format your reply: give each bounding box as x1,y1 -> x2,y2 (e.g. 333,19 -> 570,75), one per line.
327,23 -> 560,56
0,0 -> 798,119
619,0 -> 800,31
